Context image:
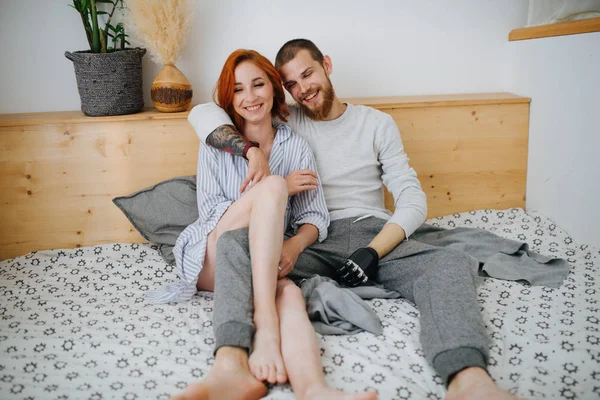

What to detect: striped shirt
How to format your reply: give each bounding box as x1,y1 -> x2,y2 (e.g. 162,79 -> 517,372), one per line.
146,123 -> 329,304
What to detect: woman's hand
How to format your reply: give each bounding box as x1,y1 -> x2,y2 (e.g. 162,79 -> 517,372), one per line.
278,239 -> 303,278
285,169 -> 319,196
240,147 -> 270,193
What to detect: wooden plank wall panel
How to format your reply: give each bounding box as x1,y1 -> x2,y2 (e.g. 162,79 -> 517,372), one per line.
0,94 -> 530,259
382,103 -> 529,217
1,119 -> 199,259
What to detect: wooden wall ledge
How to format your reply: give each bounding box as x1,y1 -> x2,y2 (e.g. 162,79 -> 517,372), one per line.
509,17 -> 600,41
0,107 -> 189,127
0,93 -> 530,127
342,93 -> 530,110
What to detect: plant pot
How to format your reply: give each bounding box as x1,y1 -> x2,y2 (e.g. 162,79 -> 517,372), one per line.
151,64 -> 193,112
65,48 -> 146,117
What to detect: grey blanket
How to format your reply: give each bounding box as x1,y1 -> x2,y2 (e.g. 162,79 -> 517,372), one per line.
301,276 -> 400,335
302,224 -> 570,335
411,223 -> 569,288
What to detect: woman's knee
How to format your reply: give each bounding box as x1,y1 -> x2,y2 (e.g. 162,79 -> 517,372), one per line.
257,175 -> 288,200
276,279 -> 304,310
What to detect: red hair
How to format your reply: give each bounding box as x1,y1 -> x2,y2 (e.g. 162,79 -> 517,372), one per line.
214,49 -> 288,132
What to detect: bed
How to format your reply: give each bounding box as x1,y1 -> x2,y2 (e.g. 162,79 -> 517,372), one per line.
1,93 -> 598,399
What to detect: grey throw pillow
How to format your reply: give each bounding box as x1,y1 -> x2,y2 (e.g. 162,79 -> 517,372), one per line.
112,176 -> 198,264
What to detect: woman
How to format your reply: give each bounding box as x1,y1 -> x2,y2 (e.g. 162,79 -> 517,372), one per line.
154,50 -> 374,399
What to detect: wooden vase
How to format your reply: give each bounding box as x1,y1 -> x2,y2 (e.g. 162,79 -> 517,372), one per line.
151,64 -> 193,112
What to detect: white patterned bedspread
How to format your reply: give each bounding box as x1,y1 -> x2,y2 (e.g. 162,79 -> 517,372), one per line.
1,208 -> 599,400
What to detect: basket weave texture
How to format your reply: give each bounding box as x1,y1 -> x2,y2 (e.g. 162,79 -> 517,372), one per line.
65,48 -> 146,116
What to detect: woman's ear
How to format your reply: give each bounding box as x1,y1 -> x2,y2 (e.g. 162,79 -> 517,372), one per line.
322,55 -> 333,76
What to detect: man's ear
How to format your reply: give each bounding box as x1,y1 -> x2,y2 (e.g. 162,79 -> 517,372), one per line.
322,55 -> 333,76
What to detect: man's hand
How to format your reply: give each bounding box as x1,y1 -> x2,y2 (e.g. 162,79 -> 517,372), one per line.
334,247 -> 379,287
285,169 -> 319,196
278,239 -> 302,278
240,147 -> 270,193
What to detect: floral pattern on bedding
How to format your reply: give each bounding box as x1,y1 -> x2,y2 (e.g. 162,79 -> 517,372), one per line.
0,208 -> 599,399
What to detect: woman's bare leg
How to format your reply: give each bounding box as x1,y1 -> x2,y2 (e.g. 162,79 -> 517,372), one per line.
247,176 -> 288,384
276,279 -> 377,400
196,175 -> 288,384
197,175 -> 286,291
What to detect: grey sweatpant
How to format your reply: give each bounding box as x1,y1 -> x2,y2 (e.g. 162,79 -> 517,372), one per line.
213,216 -> 489,384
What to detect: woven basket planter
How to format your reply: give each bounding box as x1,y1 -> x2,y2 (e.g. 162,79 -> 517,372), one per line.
65,48 -> 146,117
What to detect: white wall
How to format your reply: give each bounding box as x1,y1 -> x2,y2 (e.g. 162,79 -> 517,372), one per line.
0,0 -> 527,113
508,33 -> 600,247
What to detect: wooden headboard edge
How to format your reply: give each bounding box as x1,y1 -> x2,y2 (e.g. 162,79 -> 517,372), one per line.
0,92 -> 530,127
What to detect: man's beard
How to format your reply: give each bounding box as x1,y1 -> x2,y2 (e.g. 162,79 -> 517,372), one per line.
299,76 -> 335,121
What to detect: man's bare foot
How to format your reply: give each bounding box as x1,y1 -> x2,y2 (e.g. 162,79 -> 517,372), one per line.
248,326 -> 287,384
303,385 -> 378,400
170,347 -> 266,400
446,367 -> 526,400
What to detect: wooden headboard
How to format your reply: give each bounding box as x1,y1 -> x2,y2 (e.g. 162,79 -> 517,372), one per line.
0,93 -> 530,260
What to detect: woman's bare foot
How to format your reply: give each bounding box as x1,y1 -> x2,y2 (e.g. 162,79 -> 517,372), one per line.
303,385 -> 378,400
446,367 -> 526,400
248,325 -> 287,384
170,347 -> 266,400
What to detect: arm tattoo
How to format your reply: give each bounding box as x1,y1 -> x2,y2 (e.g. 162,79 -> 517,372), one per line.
206,124 -> 247,157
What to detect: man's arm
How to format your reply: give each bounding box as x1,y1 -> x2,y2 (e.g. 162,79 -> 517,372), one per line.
336,223 -> 407,287
376,113 -> 427,247
188,103 -> 270,192
367,223 -> 406,258
188,103 -> 236,145
205,124 -> 268,192
206,124 -> 247,156
333,114 -> 426,287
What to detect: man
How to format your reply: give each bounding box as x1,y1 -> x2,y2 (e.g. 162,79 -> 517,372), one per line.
175,39 -> 520,400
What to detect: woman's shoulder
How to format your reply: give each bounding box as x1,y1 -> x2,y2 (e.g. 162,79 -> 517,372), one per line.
275,123 -> 311,151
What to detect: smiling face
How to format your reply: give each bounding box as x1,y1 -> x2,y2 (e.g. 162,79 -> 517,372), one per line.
279,49 -> 335,121
232,60 -> 275,127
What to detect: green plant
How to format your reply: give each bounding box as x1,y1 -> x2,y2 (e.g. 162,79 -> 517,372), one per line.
70,0 -> 130,53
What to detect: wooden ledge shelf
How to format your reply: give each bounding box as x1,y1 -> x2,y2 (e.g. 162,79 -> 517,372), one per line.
0,93 -> 531,126
0,107 -> 190,127
343,93 -> 530,110
509,17 -> 600,41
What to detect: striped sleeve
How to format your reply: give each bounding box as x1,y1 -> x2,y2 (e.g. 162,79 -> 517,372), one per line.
289,139 -> 330,242
196,145 -> 233,223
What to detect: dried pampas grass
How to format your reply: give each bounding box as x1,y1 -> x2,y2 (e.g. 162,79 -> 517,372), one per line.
127,0 -> 192,65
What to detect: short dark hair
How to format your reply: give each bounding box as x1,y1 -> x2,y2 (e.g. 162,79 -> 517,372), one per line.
275,39 -> 324,69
